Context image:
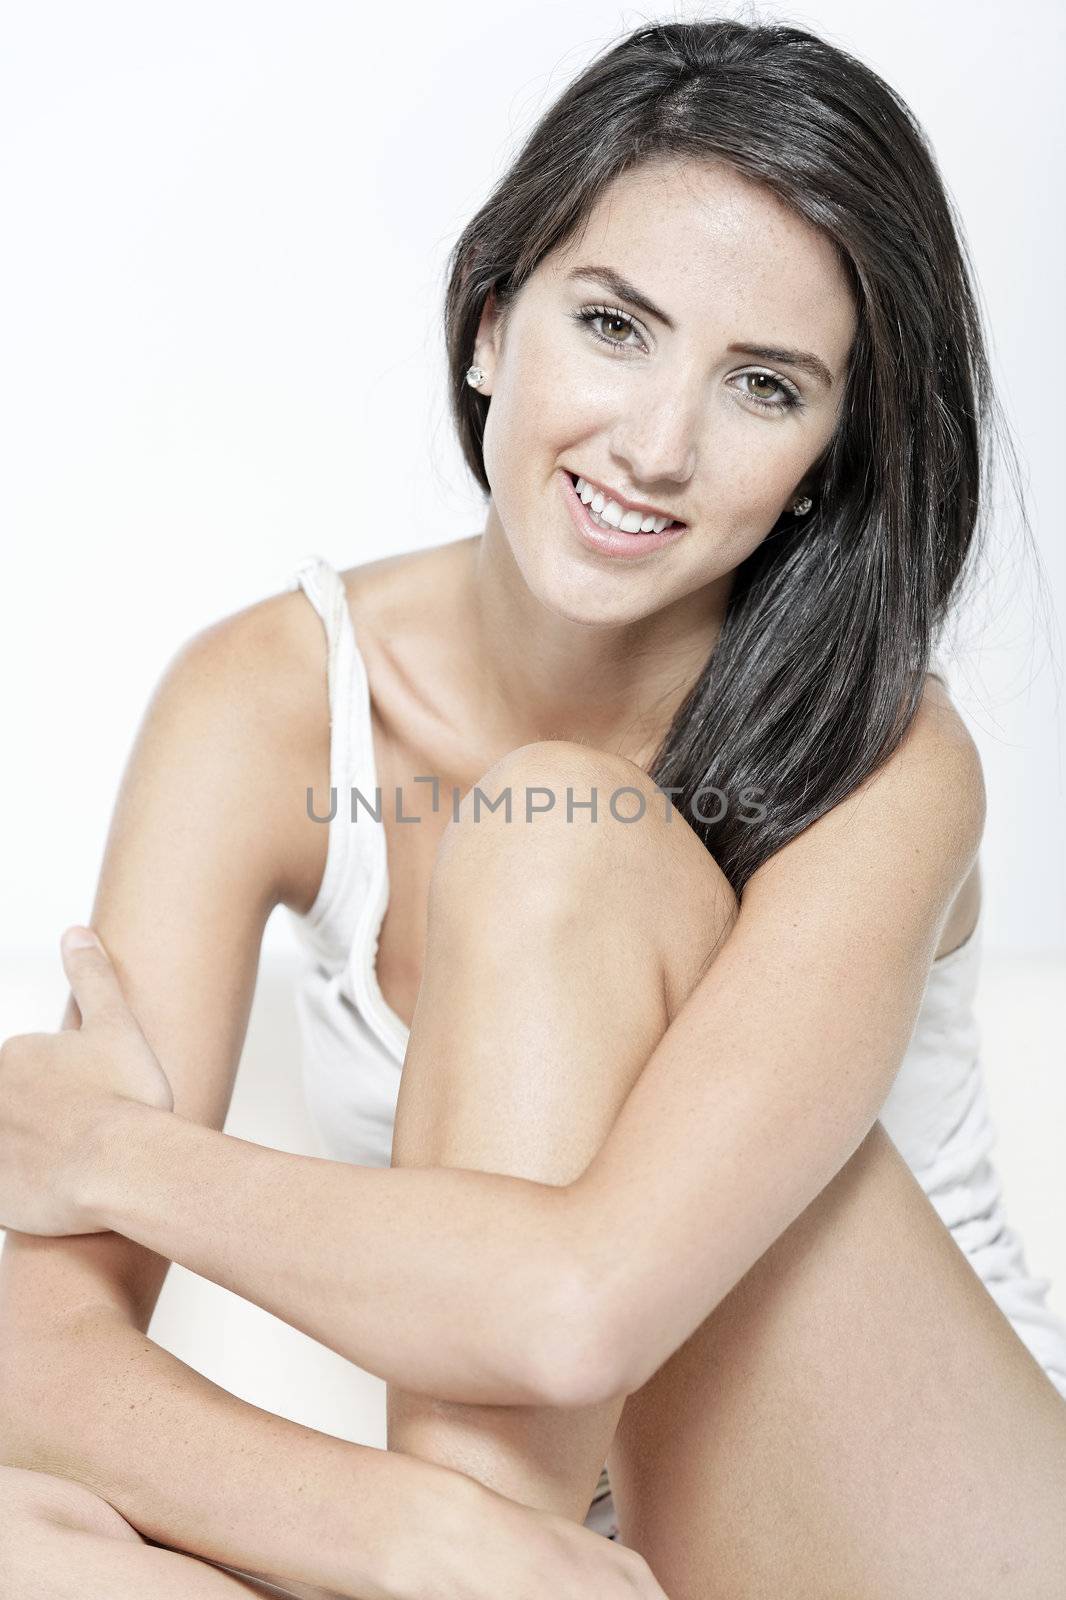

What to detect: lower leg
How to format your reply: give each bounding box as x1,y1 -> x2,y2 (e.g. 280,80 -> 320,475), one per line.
386,744 -> 735,1522
0,1466 -> 340,1599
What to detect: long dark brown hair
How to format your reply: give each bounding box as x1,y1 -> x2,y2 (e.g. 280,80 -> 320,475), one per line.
442,16 -> 1038,897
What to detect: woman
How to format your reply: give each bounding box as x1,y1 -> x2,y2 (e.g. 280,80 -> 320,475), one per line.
2,15 -> 1065,1599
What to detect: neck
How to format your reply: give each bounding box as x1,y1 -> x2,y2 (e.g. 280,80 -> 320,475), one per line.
450,513 -> 732,769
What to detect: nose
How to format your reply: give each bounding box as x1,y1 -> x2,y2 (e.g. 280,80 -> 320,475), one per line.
608,374 -> 699,492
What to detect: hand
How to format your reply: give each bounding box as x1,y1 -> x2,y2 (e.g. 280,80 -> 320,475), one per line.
379,1466 -> 671,1600
0,925 -> 174,1235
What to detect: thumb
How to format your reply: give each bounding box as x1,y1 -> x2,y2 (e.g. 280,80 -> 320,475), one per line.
60,926 -> 128,1024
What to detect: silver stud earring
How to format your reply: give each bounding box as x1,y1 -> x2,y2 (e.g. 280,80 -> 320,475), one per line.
465,365 -> 485,388
790,495 -> 813,516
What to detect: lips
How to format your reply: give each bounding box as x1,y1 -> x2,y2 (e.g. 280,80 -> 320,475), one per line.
567,472 -> 685,529
561,468 -> 689,560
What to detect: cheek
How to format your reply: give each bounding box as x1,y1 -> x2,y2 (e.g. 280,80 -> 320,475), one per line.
511,320 -> 622,435
484,369 -> 605,491
506,319 -> 570,403
694,437 -> 815,562
483,335 -> 566,467
720,429 -> 814,506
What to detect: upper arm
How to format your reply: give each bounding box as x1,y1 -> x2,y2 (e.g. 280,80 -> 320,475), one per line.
574,679 -> 986,1398
0,589 -> 329,1339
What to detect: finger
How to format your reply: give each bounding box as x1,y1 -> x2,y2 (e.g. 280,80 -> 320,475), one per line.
60,926 -> 128,1023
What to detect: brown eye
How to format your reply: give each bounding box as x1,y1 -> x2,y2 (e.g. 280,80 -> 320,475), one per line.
748,374 -> 779,400
733,369 -> 803,414
574,305 -> 646,355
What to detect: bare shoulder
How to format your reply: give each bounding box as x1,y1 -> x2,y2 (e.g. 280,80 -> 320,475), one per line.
154,582 -> 334,919
898,672 -> 986,878
198,543 -> 465,917
885,672 -> 985,825
843,672 -> 985,875
334,536 -> 478,648
743,671 -> 985,965
160,562 -> 399,920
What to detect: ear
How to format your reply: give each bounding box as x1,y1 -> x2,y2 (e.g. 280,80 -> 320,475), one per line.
471,286 -> 510,393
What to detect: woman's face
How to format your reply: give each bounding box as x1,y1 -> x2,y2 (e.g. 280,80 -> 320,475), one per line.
473,156 -> 858,624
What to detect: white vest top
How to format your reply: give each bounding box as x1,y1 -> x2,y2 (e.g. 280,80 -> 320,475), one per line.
284,552 -> 1066,1539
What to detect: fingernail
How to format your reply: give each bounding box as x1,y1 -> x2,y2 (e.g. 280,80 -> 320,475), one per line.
64,926 -> 100,950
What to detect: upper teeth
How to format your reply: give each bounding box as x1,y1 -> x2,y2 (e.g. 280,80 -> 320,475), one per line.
575,477 -> 678,534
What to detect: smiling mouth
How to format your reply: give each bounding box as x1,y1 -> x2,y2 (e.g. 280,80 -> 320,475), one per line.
566,472 -> 686,531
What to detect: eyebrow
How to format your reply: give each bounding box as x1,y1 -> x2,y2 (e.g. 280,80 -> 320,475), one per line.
565,263 -> 836,389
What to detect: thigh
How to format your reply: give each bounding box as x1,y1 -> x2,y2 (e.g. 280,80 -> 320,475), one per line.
607,1122 -> 1066,1597
0,1465 -> 329,1599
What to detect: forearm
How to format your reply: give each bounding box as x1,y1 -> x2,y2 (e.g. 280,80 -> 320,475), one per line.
0,1301 -> 469,1598
85,1104 -> 597,1407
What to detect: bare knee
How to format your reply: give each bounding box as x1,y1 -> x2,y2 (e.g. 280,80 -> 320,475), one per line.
461,741 -> 739,990
431,739 -> 737,943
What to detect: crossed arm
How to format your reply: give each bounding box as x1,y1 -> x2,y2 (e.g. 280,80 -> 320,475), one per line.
0,600 -> 982,1592
71,670 -> 984,1414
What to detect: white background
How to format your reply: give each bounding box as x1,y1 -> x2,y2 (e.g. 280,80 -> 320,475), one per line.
1,0 -> 1064,1445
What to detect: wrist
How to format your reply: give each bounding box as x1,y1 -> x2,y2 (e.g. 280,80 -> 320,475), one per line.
367,1453 -> 488,1600
219,1454 -> 488,1600
73,1096 -> 174,1232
